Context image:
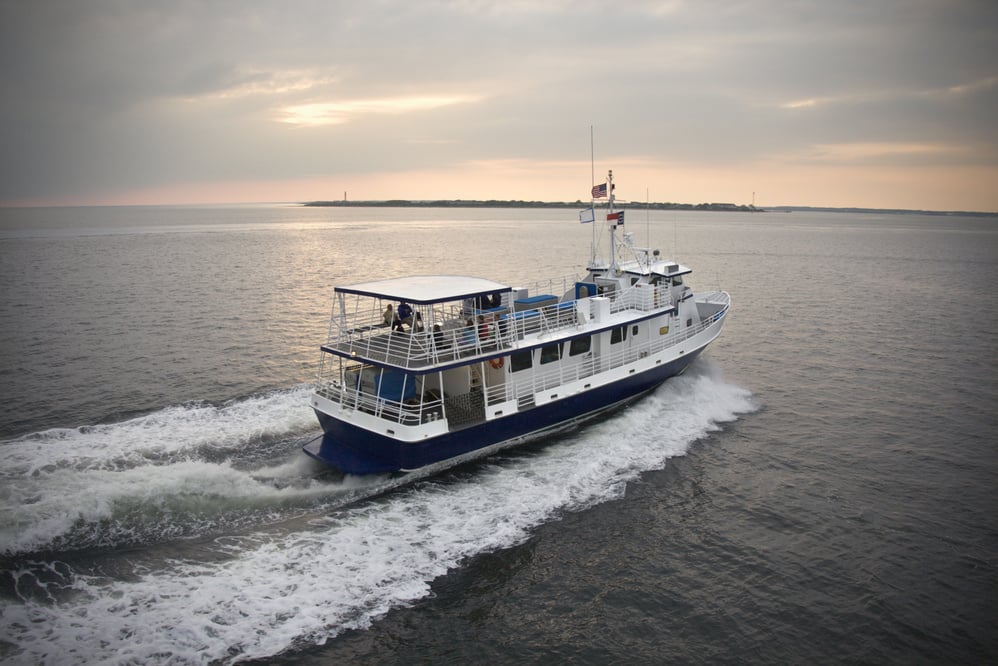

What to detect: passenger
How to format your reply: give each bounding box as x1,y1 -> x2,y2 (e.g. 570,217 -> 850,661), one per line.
396,301 -> 413,331
382,304 -> 395,328
478,314 -> 491,341
433,323 -> 449,349
460,318 -> 476,350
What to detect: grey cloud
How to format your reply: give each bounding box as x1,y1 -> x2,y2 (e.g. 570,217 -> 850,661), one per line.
1,0 -> 995,203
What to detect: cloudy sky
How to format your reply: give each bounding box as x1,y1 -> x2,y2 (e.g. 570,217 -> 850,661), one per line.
1,0 -> 996,210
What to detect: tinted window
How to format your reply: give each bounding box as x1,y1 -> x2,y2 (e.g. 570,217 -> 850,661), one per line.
540,344 -> 561,364
511,350 -> 533,372
569,336 -> 591,356
610,326 -> 627,344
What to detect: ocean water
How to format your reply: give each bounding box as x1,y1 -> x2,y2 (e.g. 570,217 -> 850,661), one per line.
0,205 -> 995,664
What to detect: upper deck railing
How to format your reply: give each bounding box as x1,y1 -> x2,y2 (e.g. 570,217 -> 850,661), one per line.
322,281 -> 678,370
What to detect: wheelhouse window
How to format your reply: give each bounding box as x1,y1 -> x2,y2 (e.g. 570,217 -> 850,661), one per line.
510,350 -> 533,373
569,336 -> 591,356
610,326 -> 628,344
540,344 -> 561,364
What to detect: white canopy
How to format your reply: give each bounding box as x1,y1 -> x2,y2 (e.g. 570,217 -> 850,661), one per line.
335,275 -> 511,305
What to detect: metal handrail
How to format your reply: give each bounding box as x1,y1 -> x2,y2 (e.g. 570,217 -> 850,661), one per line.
317,298 -> 729,426
325,283 -> 685,368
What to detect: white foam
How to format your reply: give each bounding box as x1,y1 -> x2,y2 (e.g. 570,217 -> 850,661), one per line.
0,387 -> 324,554
0,458 -> 345,555
0,363 -> 755,665
0,386 -> 316,476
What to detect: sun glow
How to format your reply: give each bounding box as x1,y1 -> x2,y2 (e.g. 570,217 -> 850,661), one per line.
808,142 -> 965,162
278,95 -> 482,126
781,98 -> 822,109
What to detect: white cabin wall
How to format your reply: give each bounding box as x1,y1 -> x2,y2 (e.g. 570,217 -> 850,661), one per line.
484,361 -> 506,387
633,319 -> 651,352
677,296 -> 701,328
442,366 -> 472,396
592,330 -> 608,372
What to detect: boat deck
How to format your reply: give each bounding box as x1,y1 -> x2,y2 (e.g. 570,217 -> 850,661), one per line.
322,328 -> 514,370
323,297 -> 587,370
321,280 -> 689,370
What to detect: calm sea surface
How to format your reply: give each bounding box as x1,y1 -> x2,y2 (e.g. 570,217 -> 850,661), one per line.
0,205 -> 995,664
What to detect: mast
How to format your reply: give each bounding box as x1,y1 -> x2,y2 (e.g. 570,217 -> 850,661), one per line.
608,169 -> 616,269
590,126 -> 597,267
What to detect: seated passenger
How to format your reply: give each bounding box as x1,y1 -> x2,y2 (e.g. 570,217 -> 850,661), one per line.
396,301 -> 413,331
433,323 -> 449,349
382,304 -> 395,328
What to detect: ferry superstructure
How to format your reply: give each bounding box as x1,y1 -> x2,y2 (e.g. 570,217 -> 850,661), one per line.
304,172 -> 730,474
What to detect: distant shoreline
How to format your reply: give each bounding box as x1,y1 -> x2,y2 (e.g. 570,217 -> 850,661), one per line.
303,199 -> 997,217
304,199 -> 764,212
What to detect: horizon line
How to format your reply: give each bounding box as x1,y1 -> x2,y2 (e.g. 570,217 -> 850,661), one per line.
1,199 -> 995,217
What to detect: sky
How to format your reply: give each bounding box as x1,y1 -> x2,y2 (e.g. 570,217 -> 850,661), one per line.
1,0 -> 996,211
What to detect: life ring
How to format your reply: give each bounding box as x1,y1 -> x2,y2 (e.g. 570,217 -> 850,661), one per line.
490,357 -> 505,370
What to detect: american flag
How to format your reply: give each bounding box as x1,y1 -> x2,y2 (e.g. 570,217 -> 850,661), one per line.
592,183 -> 607,198
607,211 -> 625,224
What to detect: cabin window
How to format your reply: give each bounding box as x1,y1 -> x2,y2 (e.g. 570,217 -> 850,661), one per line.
540,344 -> 561,364
632,325 -> 639,336
686,318 -> 693,327
630,277 -> 639,286
510,350 -> 533,373
610,326 -> 628,344
569,336 -> 591,356
673,275 -> 683,285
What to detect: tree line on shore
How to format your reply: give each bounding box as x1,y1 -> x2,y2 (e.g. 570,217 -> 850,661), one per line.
304,199 -> 764,212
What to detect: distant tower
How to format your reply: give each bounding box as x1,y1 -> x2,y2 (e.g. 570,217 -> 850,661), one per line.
344,191 -> 347,202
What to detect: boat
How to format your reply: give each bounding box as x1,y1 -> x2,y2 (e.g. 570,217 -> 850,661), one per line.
303,170 -> 730,474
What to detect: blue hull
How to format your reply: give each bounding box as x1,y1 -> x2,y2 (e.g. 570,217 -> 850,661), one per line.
305,350 -> 704,474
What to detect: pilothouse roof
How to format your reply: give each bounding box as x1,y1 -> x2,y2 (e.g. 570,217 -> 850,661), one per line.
336,275 -> 511,305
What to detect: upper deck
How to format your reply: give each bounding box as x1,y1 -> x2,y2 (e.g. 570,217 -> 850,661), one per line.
320,273 -> 680,372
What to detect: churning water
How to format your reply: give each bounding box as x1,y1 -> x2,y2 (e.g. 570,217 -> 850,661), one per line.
1,205 -> 995,664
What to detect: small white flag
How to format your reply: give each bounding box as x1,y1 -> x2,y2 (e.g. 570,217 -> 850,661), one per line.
579,208 -> 595,224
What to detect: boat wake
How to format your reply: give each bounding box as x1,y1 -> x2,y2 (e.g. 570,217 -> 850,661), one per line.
0,386 -> 384,556
0,361 -> 755,665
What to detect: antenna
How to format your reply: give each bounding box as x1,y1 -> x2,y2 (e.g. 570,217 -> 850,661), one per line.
589,126 -> 597,266
674,212 -> 678,259
590,125 -> 595,191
